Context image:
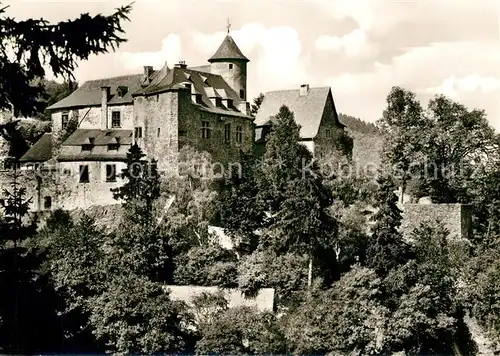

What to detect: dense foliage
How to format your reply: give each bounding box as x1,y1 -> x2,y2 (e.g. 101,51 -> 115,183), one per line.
1,7 -> 499,350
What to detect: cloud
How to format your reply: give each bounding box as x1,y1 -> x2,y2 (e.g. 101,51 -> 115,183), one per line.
315,28 -> 375,57
120,34 -> 182,70
426,74 -> 500,98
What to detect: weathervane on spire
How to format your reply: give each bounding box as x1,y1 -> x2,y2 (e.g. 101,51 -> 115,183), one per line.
226,18 -> 231,34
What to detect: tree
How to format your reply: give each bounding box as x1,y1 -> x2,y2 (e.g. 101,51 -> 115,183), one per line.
87,274 -> 192,355
379,87 -> 499,205
421,96 -> 497,203
250,92 -> 264,116
218,150 -> 264,255
237,250 -> 309,307
257,105 -> 305,213
365,173 -> 412,276
38,210 -> 102,353
257,105 -> 339,288
383,222 -> 459,354
463,239 -> 500,351
282,266 -> 388,355
377,87 -> 426,202
112,143 -> 161,224
173,243 -> 238,288
0,172 -> 62,353
196,306 -> 286,354
0,3 -> 132,117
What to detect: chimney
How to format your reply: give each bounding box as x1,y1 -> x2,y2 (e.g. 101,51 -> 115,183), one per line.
141,66 -> 154,86
238,101 -> 250,116
101,86 -> 110,130
300,84 -> 310,96
175,61 -> 187,69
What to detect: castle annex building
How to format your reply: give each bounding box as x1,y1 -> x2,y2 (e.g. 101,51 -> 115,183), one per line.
9,31 -> 350,211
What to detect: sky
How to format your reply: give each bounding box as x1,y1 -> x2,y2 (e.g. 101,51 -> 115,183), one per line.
6,0 -> 500,128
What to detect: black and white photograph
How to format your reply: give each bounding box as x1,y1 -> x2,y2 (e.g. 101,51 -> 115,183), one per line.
0,0 -> 498,354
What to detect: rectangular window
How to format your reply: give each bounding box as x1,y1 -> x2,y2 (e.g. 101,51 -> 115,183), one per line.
224,123 -> 231,143
111,111 -> 121,128
106,164 -> 117,182
43,196 -> 52,210
157,128 -> 161,137
79,165 -> 89,183
325,129 -> 331,138
229,63 -> 233,69
134,127 -> 143,139
239,89 -> 245,99
82,144 -> 93,151
107,144 -> 119,151
62,113 -> 69,130
236,126 -> 243,143
201,121 -> 211,139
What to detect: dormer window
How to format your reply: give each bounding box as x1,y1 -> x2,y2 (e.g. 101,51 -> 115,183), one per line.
117,86 -> 128,97
215,97 -> 222,107
196,94 -> 203,104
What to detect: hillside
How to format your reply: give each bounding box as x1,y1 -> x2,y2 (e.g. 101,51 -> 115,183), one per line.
339,113 -> 383,169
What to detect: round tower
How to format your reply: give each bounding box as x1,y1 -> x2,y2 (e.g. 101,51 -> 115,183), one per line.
208,28 -> 249,101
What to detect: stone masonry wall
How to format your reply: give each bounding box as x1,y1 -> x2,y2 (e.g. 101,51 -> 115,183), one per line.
134,92 -> 179,172
178,89 -> 254,166
400,203 -> 472,241
57,161 -> 126,210
0,169 -> 57,212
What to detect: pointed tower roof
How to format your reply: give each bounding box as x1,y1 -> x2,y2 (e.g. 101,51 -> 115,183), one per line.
208,35 -> 249,63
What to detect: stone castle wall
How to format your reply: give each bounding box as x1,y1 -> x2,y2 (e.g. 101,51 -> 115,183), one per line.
0,169 -> 57,211
400,203 -> 472,241
177,90 -> 254,166
134,92 -> 179,172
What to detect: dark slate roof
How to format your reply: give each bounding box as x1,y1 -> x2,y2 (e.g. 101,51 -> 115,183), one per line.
62,129 -> 133,146
58,129 -> 133,161
47,73 -> 151,110
19,133 -> 52,162
134,64 -> 251,119
208,35 -> 249,63
254,87 -> 332,139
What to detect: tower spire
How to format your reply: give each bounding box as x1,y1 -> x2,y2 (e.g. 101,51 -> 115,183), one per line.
226,18 -> 231,34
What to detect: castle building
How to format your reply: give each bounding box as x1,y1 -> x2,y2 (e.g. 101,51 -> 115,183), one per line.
254,85 -> 351,158
17,32 -> 255,210
12,29 -> 351,211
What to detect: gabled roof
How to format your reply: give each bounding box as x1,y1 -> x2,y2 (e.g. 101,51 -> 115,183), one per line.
58,129 -> 133,162
47,73 -> 150,110
19,133 -> 52,162
208,35 -> 249,63
134,64 -> 251,119
254,87 -> 333,139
